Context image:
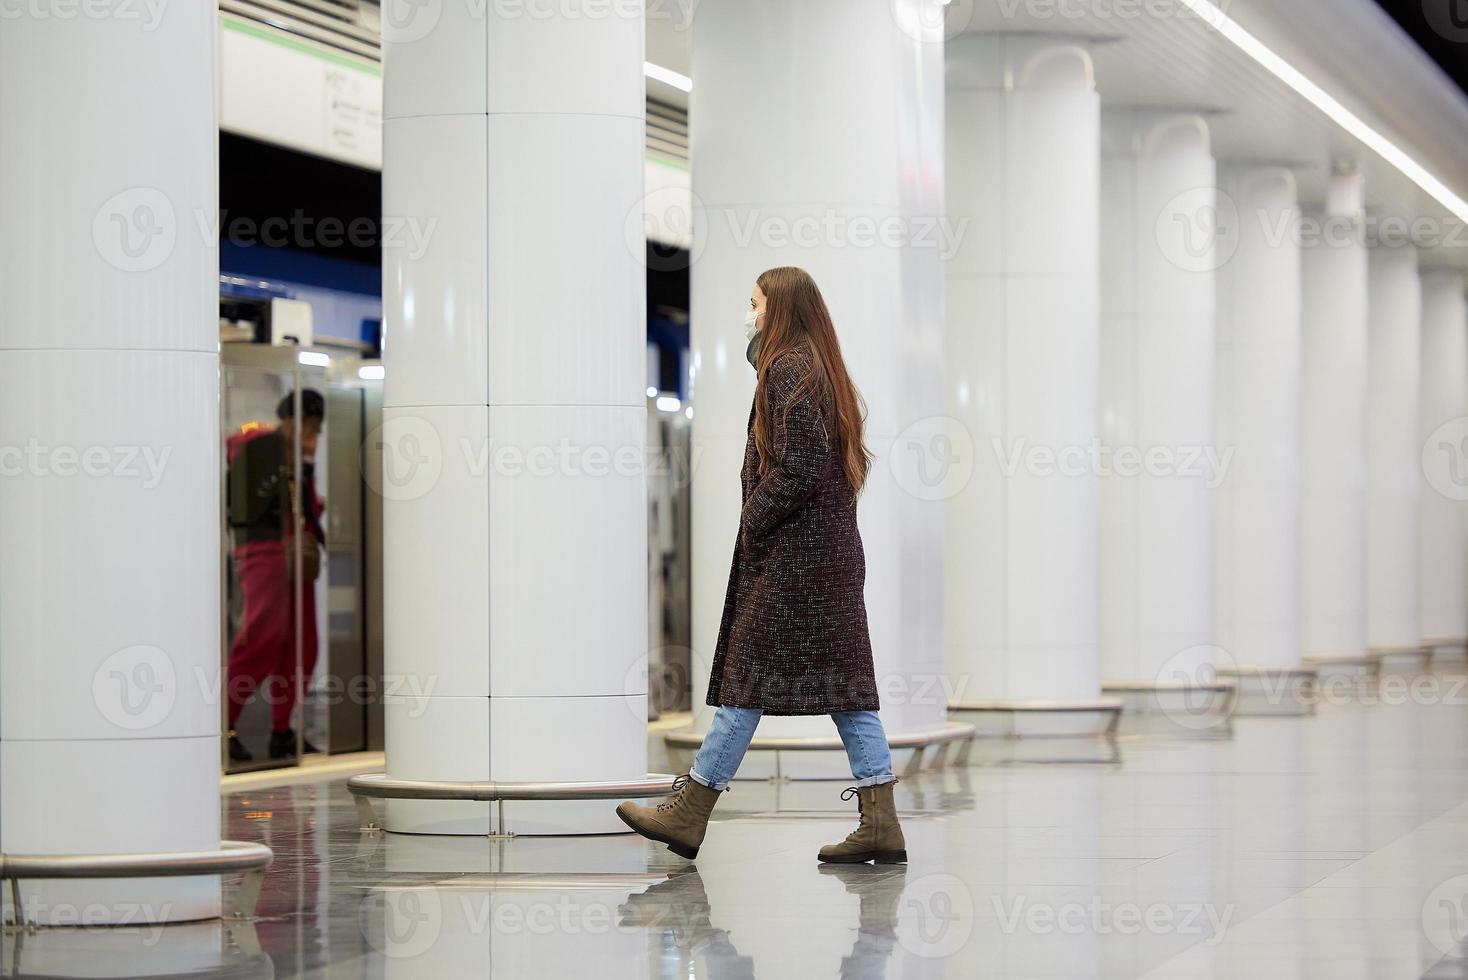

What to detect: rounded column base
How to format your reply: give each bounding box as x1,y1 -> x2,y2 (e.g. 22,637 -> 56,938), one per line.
1216,666 -> 1320,716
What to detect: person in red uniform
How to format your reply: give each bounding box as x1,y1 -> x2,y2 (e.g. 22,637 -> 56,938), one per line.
224,390 -> 327,762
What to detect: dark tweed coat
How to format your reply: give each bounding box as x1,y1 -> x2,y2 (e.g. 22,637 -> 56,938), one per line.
705,348 -> 881,715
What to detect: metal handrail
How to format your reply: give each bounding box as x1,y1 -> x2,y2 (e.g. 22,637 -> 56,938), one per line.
947,698 -> 1125,737
348,773 -> 679,802
663,722 -> 978,779
948,698 -> 1124,712
1,841 -> 273,927
1215,665 -> 1319,675
1101,681 -> 1235,692
347,773 -> 681,835
662,722 -> 973,752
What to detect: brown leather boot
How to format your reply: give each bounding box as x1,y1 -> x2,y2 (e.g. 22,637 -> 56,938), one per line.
818,781 -> 907,864
617,775 -> 723,859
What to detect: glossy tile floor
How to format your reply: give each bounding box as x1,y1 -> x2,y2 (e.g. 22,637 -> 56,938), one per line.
8,663 -> 1468,978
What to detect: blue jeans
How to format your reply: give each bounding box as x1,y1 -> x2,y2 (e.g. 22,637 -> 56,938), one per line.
690,706 -> 895,791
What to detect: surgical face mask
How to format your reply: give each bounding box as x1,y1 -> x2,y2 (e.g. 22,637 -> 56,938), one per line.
744,310 -> 763,368
745,331 -> 761,370
743,309 -> 763,344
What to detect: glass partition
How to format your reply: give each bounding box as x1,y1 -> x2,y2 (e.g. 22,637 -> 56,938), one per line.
221,345 -> 317,773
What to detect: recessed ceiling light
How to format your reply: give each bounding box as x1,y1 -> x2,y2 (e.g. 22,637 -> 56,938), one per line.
645,62 -> 692,93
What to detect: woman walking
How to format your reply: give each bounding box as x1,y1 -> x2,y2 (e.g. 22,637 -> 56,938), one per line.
618,267 -> 905,864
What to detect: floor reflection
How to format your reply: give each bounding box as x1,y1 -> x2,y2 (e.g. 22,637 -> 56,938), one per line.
8,666 -> 1468,978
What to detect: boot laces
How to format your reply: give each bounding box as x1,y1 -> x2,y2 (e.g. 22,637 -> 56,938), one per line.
839,785 -> 870,843
655,775 -> 690,813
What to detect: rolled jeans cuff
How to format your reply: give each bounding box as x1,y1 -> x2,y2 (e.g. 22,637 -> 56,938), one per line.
853,773 -> 897,788
688,767 -> 729,792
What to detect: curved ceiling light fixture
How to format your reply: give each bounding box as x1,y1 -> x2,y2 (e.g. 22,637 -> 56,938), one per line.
1176,0 -> 1468,222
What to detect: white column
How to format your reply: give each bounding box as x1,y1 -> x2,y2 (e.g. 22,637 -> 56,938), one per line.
689,0 -> 947,766
1300,176 -> 1370,661
1366,245 -> 1422,652
0,8 -> 220,922
1215,167 -> 1303,673
1419,271 -> 1468,647
1099,111 -> 1218,687
944,36 -> 1101,721
380,3 -> 647,833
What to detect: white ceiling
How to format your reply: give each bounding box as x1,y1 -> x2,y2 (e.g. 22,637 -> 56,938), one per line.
647,0 -> 1468,270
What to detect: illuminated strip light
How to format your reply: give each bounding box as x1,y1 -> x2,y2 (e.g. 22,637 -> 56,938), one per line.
1177,0 -> 1468,222
645,61 -> 692,93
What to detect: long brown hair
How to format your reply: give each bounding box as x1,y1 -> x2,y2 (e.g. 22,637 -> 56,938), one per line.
752,267 -> 873,495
